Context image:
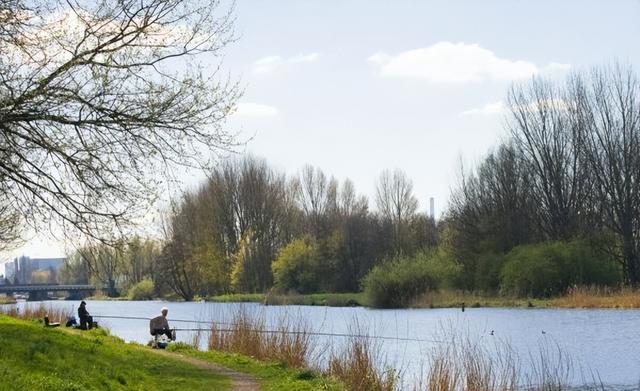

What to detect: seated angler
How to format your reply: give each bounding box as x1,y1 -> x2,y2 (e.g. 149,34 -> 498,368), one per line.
149,306 -> 175,341
78,301 -> 93,330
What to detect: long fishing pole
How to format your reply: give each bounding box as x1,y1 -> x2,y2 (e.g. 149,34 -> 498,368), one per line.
93,315 -> 235,326
92,314 -> 442,343
173,327 -> 441,343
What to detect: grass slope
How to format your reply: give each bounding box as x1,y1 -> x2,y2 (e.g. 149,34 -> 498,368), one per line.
167,343 -> 345,391
0,315 -> 230,391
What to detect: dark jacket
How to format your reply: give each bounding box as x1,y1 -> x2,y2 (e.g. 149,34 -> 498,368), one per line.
78,305 -> 90,320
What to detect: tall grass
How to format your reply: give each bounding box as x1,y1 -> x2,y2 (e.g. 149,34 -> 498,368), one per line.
0,303 -> 69,323
328,336 -> 397,391
419,328 -> 603,391
423,334 -> 519,391
203,308 -> 603,391
206,308 -> 397,390
208,308 -> 313,368
551,285 -> 640,308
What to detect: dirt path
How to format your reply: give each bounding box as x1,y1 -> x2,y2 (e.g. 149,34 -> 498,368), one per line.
150,349 -> 259,391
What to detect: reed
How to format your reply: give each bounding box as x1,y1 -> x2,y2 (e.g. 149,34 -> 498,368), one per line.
0,303 -> 69,323
551,285 -> 640,308
424,335 -> 519,391
206,308 -> 397,389
328,336 -> 397,391
208,307 -> 313,368
0,296 -> 17,305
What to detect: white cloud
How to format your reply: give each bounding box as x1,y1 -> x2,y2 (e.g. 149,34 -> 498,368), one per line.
289,53 -> 319,63
252,53 -> 319,74
368,42 -> 569,83
252,56 -> 283,74
461,101 -> 505,116
234,103 -> 279,117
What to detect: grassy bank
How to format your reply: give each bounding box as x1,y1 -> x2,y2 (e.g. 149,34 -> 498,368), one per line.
0,309 -> 346,391
92,286 -> 640,310
412,290 -> 550,309
0,315 -> 230,390
0,296 -> 16,305
209,292 -> 367,307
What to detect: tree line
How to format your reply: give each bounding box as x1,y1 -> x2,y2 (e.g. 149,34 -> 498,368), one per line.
447,64 -> 639,294
61,162 -> 437,299
61,64 -> 639,303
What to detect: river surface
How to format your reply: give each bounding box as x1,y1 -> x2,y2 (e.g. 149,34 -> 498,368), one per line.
5,300 -> 640,389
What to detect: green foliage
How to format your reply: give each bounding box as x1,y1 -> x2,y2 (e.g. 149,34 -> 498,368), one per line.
500,241 -> 620,298
271,236 -> 321,294
127,279 -> 155,300
362,250 -> 461,308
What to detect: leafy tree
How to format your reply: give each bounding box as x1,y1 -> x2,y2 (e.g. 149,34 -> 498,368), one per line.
362,250 -> 460,308
500,241 -> 619,297
272,235 -> 321,294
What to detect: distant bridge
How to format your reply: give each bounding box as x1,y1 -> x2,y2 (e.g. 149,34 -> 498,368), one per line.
0,284 -> 97,301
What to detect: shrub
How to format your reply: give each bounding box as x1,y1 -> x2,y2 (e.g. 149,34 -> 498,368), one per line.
500,241 -> 620,298
362,250 -> 461,308
272,236 -> 321,294
127,279 -> 155,300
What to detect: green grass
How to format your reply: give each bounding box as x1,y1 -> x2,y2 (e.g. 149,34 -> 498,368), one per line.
0,315 -> 230,391
412,290 -> 551,309
209,292 -> 367,307
167,343 -> 345,391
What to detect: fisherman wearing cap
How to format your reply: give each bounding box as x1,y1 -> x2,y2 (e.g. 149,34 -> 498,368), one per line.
78,300 -> 93,330
149,306 -> 174,341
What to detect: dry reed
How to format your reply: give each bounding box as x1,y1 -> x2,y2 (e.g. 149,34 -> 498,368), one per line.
551,285 -> 640,308
208,307 -> 313,368
424,334 -> 519,391
0,303 -> 69,323
328,336 -> 397,391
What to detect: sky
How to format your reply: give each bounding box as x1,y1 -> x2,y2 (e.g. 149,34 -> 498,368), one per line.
7,0 -> 640,260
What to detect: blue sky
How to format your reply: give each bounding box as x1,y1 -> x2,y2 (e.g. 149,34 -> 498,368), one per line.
8,0 -> 640,259
223,0 -> 640,216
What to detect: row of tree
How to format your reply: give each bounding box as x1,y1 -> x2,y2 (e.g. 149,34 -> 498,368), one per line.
60,64 -> 639,300
158,161 -> 438,299
61,162 -> 438,299
448,64 -> 639,290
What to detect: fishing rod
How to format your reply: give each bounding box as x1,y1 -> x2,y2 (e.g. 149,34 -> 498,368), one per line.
93,315 -> 236,326
173,327 -> 442,343
92,314 -> 441,343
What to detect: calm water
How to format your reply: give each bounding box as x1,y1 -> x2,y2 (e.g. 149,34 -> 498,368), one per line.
6,300 -> 640,389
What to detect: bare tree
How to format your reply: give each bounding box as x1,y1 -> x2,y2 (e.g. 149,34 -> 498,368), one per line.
0,0 -> 241,245
572,65 -> 640,284
375,168 -> 418,253
79,242 -> 124,296
296,165 -> 338,236
508,78 -> 588,240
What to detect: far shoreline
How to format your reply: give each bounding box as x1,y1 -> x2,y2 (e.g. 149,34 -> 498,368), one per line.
71,286 -> 640,310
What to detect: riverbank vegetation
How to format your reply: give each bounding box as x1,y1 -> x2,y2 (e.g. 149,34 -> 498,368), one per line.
0,296 -> 16,305
45,64 -> 640,311
0,309 -> 345,390
1,305 -> 607,390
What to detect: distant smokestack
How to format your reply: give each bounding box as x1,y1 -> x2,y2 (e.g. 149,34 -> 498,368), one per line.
429,197 -> 435,219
